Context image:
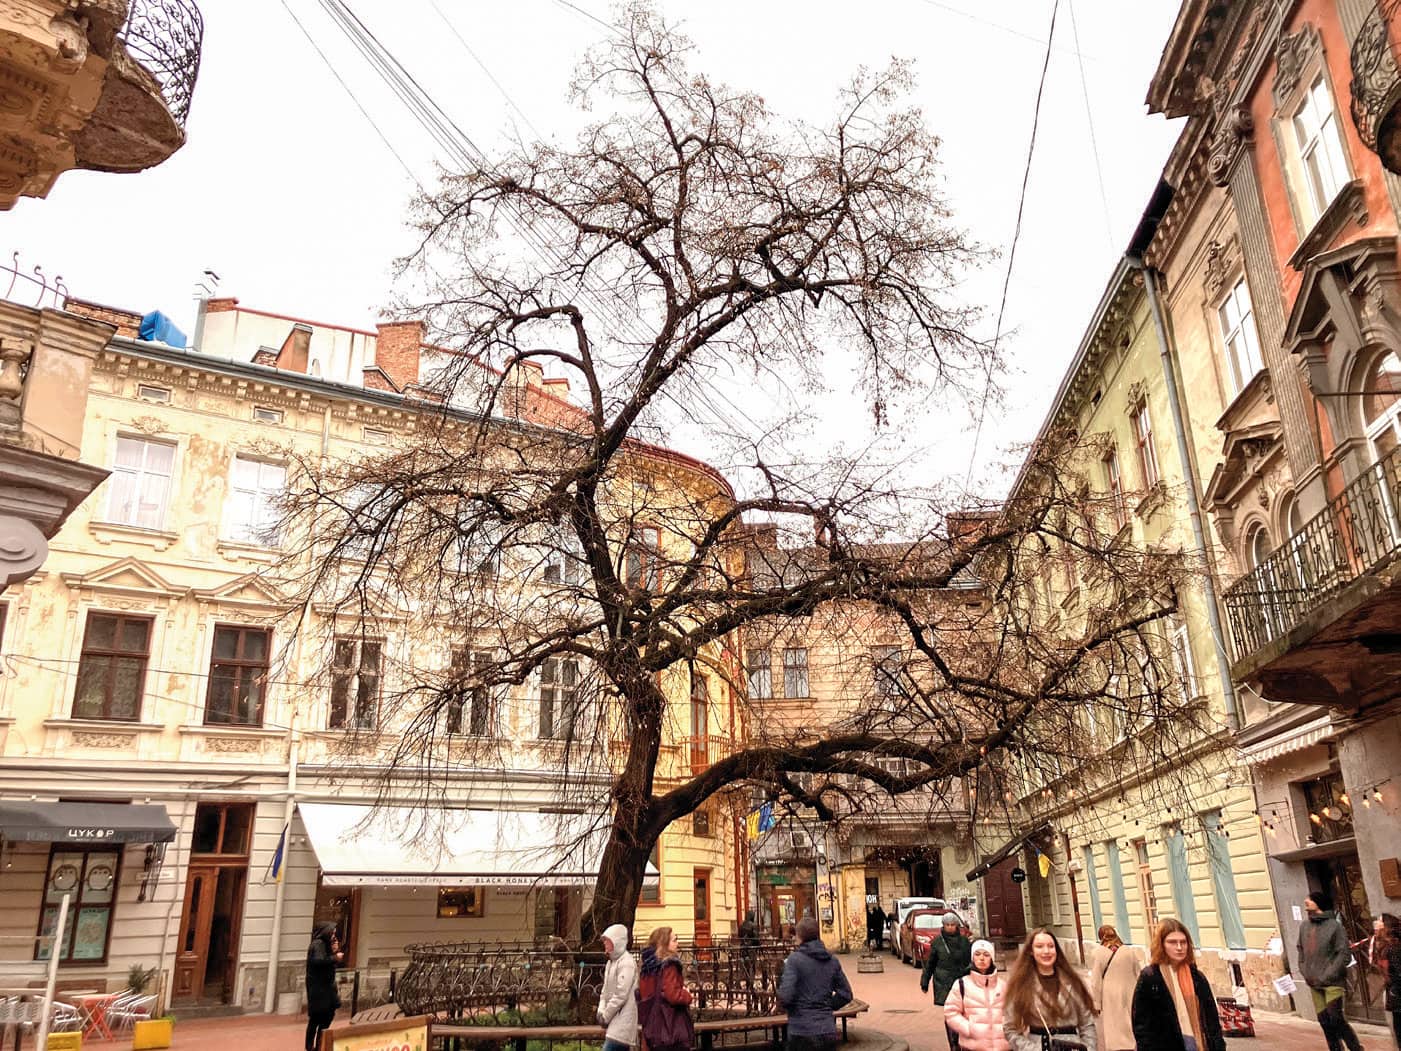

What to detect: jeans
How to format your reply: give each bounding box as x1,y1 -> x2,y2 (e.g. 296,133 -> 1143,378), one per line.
603,1040 -> 633,1051
1181,1038 -> 1198,1051
305,1009 -> 336,1051
1310,988 -> 1363,1051
788,1036 -> 838,1051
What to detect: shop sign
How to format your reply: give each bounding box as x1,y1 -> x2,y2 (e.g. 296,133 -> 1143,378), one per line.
1009,867 -> 1026,884
322,1016 -> 430,1051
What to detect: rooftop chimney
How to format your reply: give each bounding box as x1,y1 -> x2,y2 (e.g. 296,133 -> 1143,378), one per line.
375,320 -> 424,391
275,323 -> 312,373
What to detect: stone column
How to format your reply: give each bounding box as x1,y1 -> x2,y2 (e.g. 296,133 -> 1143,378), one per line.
1210,108 -> 1329,515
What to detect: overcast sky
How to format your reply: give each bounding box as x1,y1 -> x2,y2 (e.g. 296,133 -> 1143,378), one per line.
6,0 -> 1185,503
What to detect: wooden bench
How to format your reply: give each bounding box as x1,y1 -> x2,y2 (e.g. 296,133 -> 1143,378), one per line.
350,1004 -> 407,1024
430,998 -> 869,1050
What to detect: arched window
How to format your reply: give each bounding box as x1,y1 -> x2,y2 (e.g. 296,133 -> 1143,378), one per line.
1247,524 -> 1272,570
1278,493 -> 1305,542
1362,350 -> 1401,458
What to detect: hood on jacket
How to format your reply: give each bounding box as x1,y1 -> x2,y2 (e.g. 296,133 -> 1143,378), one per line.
312,921 -> 338,945
602,924 -> 630,959
640,946 -> 673,976
795,939 -> 833,963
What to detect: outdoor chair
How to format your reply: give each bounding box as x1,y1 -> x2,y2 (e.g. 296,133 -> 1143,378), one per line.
108,993 -> 157,1031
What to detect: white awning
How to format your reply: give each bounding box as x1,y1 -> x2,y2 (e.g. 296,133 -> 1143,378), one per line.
298,804 -> 657,888
1238,715 -> 1334,765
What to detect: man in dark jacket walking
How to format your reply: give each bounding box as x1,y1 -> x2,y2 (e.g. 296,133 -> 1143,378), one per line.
920,912 -> 972,1051
866,904 -> 887,951
778,917 -> 853,1051
305,921 -> 343,1051
1298,891 -> 1362,1051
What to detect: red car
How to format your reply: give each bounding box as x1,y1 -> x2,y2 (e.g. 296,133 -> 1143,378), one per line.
899,908 -> 948,966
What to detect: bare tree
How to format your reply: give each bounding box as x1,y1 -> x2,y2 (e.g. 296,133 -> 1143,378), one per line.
275,4 -> 1207,944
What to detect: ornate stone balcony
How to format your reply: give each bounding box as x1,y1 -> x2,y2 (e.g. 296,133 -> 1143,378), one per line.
1222,444 -> 1401,708
1351,0 -> 1401,174
0,0 -> 203,209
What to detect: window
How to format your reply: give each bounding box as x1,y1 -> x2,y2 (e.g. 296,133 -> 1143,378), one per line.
35,848 -> 120,963
1247,524 -> 1272,569
1131,402 -> 1160,488
136,384 -> 170,403
746,649 -> 772,699
1292,74 -> 1350,225
1217,278 -> 1264,396
872,645 -> 904,700
226,456 -> 286,545
1164,825 -> 1200,942
72,613 -> 151,721
1082,845 -> 1104,930
446,649 -> 494,736
190,802 -> 253,854
106,436 -> 175,530
543,531 -> 583,585
205,625 -> 271,726
623,526 -> 661,590
782,647 -> 809,699
1103,446 -> 1127,531
253,406 -> 284,424
329,637 -> 382,730
455,518 -> 504,579
1105,840 -> 1133,941
538,657 -> 580,740
1171,619 -> 1196,699
436,887 -> 484,918
1133,838 -> 1159,937
693,805 -> 713,838
1202,810 -> 1246,950
1362,350 -> 1401,458
640,840 -> 662,904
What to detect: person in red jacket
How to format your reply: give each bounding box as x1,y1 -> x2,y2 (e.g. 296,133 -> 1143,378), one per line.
637,926 -> 693,1051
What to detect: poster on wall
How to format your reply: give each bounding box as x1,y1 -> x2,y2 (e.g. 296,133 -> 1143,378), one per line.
322,1016 -> 430,1051
70,907 -> 111,960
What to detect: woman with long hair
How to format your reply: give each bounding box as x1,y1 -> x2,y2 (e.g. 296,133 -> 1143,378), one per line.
1088,925 -> 1143,1051
1380,913 -> 1401,1049
637,926 -> 693,1051
1001,928 -> 1096,1051
1129,919 -> 1225,1051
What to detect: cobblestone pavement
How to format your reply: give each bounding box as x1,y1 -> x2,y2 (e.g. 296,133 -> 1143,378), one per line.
840,948 -> 1395,1051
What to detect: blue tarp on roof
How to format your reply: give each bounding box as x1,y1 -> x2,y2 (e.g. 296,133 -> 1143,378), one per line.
138,311 -> 187,348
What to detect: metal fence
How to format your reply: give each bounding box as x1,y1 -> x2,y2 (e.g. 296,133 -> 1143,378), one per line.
117,0 -> 204,126
397,938 -> 791,1024
1223,444 -> 1401,660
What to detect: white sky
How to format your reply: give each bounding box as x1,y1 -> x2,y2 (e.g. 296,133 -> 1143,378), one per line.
5,0 -> 1185,502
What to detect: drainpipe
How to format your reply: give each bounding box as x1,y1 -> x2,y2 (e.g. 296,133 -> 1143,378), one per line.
263,713 -> 301,1014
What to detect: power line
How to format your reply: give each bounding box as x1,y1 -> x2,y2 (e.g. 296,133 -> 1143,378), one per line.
1067,0 -> 1113,252
963,0 -> 1061,489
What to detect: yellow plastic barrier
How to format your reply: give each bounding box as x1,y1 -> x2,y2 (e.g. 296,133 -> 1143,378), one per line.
132,1018 -> 174,1050
46,1033 -> 82,1051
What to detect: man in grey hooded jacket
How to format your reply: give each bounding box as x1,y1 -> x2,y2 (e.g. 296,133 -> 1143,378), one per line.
1298,891 -> 1362,1051
599,923 -> 639,1051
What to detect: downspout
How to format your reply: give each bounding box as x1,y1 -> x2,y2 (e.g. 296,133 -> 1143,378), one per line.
263,713 -> 301,1014
1127,181 -> 1243,731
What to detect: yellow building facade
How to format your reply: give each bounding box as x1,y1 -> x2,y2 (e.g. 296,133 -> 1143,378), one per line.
0,296 -> 742,1014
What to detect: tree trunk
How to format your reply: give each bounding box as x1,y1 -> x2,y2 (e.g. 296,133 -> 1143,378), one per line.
580,814 -> 655,946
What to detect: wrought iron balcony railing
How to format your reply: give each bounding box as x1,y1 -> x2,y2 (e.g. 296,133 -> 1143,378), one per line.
1223,444 -> 1401,662
1351,0 -> 1401,173
117,0 -> 204,127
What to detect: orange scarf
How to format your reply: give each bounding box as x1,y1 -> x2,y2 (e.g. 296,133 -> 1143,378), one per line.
1171,964 -> 1206,1050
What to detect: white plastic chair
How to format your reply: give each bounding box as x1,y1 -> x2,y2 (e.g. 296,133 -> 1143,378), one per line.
108,993 -> 157,1031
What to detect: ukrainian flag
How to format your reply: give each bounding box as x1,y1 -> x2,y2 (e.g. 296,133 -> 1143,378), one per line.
267,823 -> 288,883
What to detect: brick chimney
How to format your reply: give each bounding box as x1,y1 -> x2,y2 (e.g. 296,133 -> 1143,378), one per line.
274,323 -> 312,373
375,321 -> 424,391
205,297 -> 240,314
502,358 -> 545,417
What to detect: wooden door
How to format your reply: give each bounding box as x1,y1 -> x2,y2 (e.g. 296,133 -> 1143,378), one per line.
173,865 -> 219,1001
693,868 -> 712,944
982,857 -> 1026,941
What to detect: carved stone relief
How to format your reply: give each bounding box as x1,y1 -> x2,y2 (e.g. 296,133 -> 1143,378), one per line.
72,731 -> 137,749
1272,24 -> 1322,112
1209,106 -> 1255,186
204,735 -> 263,755
1204,237 -> 1241,299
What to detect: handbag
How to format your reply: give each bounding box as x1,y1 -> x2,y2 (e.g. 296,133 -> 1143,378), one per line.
1034,1005 -> 1088,1051
638,965 -> 695,1051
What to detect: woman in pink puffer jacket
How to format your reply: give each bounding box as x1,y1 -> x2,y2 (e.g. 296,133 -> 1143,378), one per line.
943,939 -> 1011,1051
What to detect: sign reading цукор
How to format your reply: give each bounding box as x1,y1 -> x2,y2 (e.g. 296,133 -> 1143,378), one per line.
321,1017 -> 430,1051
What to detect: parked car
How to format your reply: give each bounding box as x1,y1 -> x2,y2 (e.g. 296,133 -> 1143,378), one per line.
888,896 -> 944,959
900,907 -> 957,966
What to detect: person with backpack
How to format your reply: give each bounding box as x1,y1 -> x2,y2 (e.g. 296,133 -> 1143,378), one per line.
1088,925 -> 1142,1051
637,926 -> 694,1051
598,924 -> 639,1051
942,939 -> 1010,1051
1299,890 -> 1363,1051
921,911 -> 973,1050
778,916 -> 853,1051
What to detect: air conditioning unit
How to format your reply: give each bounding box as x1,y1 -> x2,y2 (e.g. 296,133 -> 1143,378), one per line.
791,830 -> 813,851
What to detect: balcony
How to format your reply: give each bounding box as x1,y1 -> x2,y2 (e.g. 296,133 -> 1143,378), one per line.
0,0 -> 203,209
1351,0 -> 1401,174
1222,444 -> 1401,707
681,733 -> 734,774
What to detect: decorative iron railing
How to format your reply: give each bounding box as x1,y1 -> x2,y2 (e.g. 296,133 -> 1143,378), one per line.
396,938 -> 790,1023
1350,0 -> 1401,170
1223,444 -> 1401,662
2,251 -> 68,310
117,0 -> 204,127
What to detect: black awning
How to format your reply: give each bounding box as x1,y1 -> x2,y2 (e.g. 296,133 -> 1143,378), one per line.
0,802 -> 177,844
966,823 -> 1051,882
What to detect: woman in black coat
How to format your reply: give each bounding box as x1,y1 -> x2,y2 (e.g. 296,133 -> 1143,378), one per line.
305,921 -> 343,1051
1131,919 -> 1226,1051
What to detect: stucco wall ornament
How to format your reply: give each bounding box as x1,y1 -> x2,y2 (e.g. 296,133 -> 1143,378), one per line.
1273,24 -> 1322,112
71,731 -> 136,749
1209,106 -> 1254,186
1204,238 -> 1240,299
0,513 -> 46,589
129,414 -> 167,435
205,735 -> 263,755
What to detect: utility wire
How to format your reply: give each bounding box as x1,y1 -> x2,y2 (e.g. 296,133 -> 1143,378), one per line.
1067,0 -> 1114,253
963,0 -> 1061,489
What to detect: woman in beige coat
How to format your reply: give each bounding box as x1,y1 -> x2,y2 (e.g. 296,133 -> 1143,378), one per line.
1089,925 -> 1143,1051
